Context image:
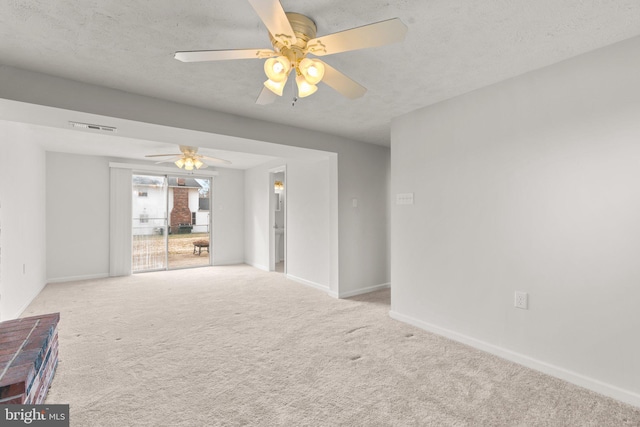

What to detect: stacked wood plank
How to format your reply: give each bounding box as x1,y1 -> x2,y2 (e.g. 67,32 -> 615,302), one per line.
0,313 -> 60,404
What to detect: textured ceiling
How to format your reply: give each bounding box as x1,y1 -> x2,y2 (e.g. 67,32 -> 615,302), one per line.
1,0 -> 640,146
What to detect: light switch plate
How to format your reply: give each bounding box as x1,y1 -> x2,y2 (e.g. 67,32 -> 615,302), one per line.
396,193 -> 414,205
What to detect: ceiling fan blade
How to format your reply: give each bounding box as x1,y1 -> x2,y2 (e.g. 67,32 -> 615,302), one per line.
154,156 -> 182,164
256,86 -> 278,105
319,61 -> 367,99
200,155 -> 232,165
197,164 -> 209,169
247,0 -> 297,47
174,48 -> 276,62
145,153 -> 182,158
306,18 -> 407,56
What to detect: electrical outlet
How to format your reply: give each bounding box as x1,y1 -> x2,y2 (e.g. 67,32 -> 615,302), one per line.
514,291 -> 528,309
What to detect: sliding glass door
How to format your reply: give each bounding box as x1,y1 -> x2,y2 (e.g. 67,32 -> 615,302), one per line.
167,176 -> 211,269
132,175 -> 168,272
132,174 -> 211,272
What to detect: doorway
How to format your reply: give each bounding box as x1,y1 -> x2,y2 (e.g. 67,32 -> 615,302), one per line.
132,174 -> 211,272
269,167 -> 286,273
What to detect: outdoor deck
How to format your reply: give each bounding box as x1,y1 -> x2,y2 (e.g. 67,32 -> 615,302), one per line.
132,232 -> 210,271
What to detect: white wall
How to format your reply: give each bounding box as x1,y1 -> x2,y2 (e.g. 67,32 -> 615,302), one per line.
239,137 -> 389,298
244,166 -> 270,271
337,141 -> 390,296
0,121 -> 47,320
193,211 -> 209,234
133,178 -> 166,236
45,153 -> 245,278
187,188 -> 199,214
47,152 -> 110,282
244,159 -> 333,292
286,159 -> 331,289
212,169 -> 244,265
0,68 -> 390,297
391,36 -> 640,406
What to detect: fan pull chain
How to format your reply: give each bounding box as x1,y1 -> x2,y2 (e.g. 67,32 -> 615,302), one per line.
291,76 -> 298,107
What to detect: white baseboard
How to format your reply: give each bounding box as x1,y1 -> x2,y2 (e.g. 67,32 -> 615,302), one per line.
339,282 -> 390,299
389,310 -> 640,409
213,259 -> 245,266
3,281 -> 47,321
47,273 -> 109,284
244,261 -> 269,272
286,274 -> 330,294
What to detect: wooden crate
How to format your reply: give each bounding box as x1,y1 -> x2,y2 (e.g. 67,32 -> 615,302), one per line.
0,313 -> 60,404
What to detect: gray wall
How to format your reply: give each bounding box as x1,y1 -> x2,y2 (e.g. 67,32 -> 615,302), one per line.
391,36 -> 640,405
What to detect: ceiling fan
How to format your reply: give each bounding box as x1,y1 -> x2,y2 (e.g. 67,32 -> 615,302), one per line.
145,145 -> 232,171
174,0 -> 408,104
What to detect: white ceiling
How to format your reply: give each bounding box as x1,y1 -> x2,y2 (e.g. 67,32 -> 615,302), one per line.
1,1 -> 640,146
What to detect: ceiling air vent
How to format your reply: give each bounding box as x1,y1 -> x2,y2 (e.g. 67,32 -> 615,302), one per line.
69,121 -> 117,133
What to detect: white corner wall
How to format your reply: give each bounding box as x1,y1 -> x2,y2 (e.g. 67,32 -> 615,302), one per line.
286,159 -> 332,290
244,165 -> 270,272
212,168 -> 244,265
244,158 -> 335,293
47,152 -> 110,282
391,36 -> 640,406
336,141 -> 390,296
0,121 -> 47,320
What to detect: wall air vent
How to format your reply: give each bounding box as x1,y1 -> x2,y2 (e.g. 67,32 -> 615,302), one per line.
69,121 -> 117,133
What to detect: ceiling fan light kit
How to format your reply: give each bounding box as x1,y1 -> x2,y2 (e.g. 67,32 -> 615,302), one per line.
295,74 -> 317,98
264,56 -> 291,82
173,0 -> 407,104
261,12 -> 324,98
298,58 -> 324,85
145,145 -> 232,171
264,78 -> 287,96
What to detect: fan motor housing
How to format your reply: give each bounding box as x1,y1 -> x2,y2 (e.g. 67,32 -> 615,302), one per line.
269,13 -> 317,61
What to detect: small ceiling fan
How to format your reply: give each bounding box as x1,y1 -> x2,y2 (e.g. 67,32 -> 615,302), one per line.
145,145 -> 231,171
174,0 -> 408,104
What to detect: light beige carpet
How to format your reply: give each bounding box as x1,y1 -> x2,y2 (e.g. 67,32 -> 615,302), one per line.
23,265 -> 640,426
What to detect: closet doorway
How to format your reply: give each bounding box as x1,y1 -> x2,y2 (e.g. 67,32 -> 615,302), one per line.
269,166 -> 286,274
